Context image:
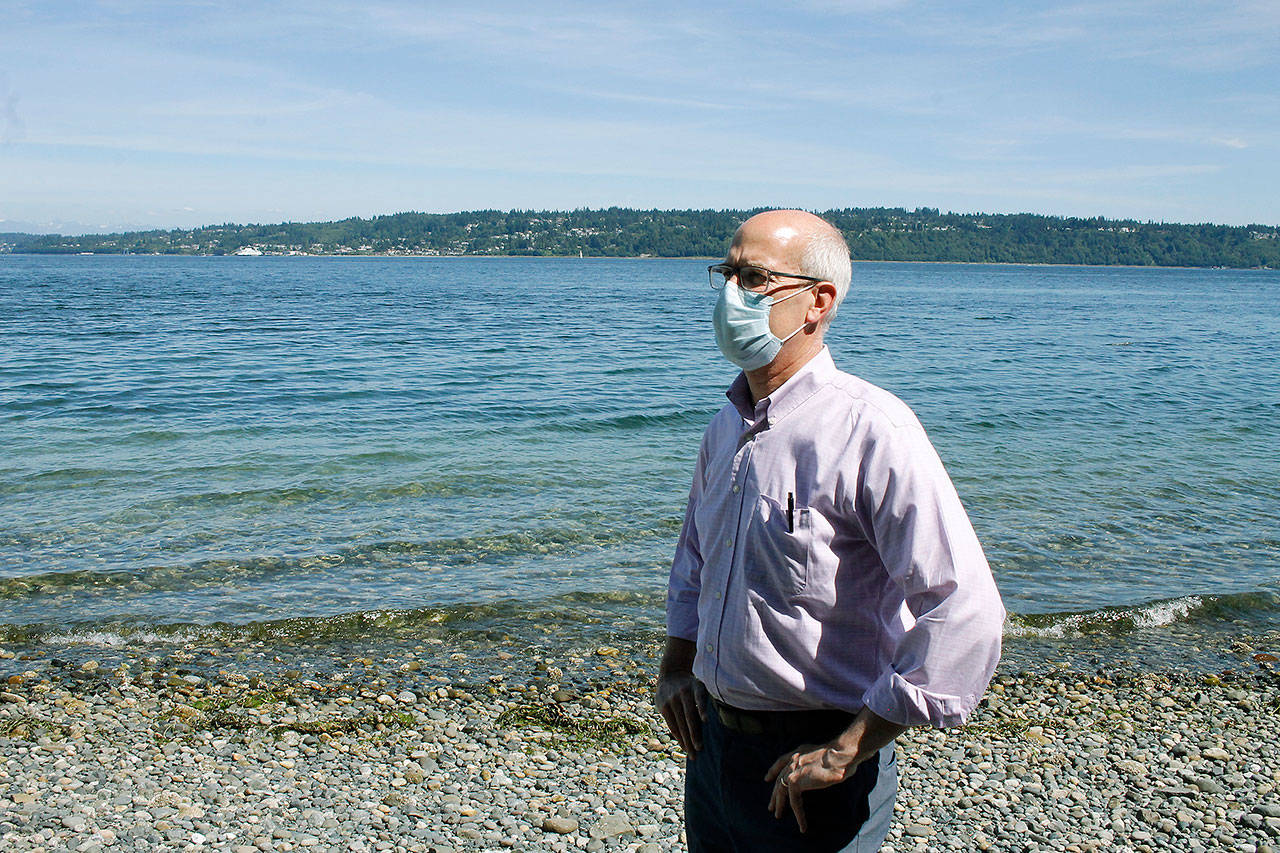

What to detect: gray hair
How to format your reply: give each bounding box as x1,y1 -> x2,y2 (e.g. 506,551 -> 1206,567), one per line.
800,225 -> 852,328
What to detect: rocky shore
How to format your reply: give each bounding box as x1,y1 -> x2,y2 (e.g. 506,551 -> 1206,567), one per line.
2,638 -> 1278,852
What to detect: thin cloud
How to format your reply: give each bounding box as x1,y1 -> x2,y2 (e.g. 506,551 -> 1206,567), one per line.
1213,93 -> 1280,116
793,0 -> 913,12
138,91 -> 365,120
0,74 -> 25,145
543,85 -> 737,112
950,115 -> 1258,155
924,0 -> 1280,70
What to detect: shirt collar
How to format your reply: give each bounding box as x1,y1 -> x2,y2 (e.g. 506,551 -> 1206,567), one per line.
726,347 -> 838,427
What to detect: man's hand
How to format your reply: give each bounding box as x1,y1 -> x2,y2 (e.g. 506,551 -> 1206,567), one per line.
655,670 -> 708,753
764,707 -> 909,833
764,742 -> 858,833
655,636 -> 706,753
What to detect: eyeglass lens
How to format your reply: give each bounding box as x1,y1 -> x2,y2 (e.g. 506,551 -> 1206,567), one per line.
709,265 -> 771,291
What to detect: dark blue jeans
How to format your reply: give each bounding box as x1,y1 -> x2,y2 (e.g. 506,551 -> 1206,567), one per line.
685,706 -> 897,852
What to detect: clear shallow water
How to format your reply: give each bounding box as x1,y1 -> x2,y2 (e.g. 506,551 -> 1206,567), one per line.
1,256 -> 1278,666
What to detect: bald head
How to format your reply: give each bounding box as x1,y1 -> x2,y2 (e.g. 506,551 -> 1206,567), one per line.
735,209 -> 838,249
731,210 -> 852,327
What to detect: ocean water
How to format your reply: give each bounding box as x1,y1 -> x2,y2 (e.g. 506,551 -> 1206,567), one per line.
1,256 -> 1278,669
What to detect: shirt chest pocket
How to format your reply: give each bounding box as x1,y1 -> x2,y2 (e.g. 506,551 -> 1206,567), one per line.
745,494 -> 812,598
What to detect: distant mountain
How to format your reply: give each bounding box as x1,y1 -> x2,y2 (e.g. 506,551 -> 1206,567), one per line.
0,218 -> 126,235
2,207 -> 1278,268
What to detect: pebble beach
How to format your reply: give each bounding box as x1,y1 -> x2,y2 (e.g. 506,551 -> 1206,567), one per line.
2,634 -> 1279,853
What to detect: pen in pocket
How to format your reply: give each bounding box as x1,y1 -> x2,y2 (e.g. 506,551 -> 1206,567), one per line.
787,492 -> 794,533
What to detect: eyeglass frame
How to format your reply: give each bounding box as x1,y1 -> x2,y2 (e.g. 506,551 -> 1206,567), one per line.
707,263 -> 827,297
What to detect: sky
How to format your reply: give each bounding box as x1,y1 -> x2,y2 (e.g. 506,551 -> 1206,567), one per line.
1,0 -> 1278,233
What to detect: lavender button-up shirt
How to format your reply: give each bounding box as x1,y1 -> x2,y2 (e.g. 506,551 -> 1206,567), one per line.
666,348 -> 1005,728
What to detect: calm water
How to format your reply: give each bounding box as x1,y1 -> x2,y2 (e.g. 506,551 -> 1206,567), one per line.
2,256 -> 1278,667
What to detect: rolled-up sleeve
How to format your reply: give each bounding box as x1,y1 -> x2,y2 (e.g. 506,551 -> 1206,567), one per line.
856,422 -> 1005,728
665,440 -> 707,643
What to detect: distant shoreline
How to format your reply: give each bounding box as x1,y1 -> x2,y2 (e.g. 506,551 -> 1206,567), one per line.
5,207 -> 1278,268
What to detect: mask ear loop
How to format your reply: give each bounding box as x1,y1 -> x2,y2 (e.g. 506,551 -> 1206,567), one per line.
767,281 -> 820,305
772,282 -> 822,343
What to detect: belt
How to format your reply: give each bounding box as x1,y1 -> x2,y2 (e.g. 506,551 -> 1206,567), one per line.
712,698 -> 855,740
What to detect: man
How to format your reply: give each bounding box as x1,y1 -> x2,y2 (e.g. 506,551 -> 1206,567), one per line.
657,210 -> 1005,852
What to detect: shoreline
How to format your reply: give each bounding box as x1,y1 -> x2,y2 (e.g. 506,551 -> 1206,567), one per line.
3,636 -> 1279,852
2,583 -> 1276,683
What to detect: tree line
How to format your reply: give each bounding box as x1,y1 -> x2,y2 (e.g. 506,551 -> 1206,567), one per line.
2,208 -> 1277,268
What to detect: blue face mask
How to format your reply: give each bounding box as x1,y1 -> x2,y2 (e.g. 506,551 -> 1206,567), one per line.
713,281 -> 816,371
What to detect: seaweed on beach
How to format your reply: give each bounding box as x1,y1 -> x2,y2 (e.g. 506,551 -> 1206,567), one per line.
1,714 -> 72,740
158,698 -> 415,740
266,712 -> 415,736
496,700 -> 650,746
190,688 -> 290,712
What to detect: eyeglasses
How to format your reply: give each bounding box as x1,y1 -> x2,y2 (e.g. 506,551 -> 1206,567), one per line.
708,263 -> 826,294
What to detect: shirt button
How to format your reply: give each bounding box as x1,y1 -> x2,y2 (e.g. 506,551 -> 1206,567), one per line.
714,591 -> 722,599
705,644 -> 714,655
725,537 -> 733,548
732,484 -> 740,494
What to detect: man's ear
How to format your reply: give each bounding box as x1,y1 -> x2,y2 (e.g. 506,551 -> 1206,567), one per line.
807,282 -> 837,326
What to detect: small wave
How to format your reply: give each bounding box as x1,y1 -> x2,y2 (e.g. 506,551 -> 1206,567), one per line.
1006,596 -> 1202,638
0,590 -> 665,647
549,409 -> 714,434
0,518 -> 679,597
1005,589 -> 1279,639
42,628 -> 208,647
126,430 -> 189,442
0,621 -> 217,646
341,449 -> 431,465
74,468 -> 605,513
0,568 -> 144,598
19,466 -> 147,486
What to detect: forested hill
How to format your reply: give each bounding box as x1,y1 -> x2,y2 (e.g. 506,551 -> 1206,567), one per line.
3,208 -> 1278,268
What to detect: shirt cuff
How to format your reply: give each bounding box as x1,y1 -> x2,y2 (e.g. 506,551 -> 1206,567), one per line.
862,670 -> 976,729
665,599 -> 699,643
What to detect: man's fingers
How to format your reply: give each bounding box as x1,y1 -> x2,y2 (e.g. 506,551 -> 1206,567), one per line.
658,704 -> 684,750
657,678 -> 709,754
660,698 -> 694,754
788,779 -> 807,834
677,691 -> 702,751
694,681 -> 709,721
670,705 -> 693,753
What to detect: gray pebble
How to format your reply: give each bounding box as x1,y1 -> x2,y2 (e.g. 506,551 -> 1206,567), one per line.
543,816 -> 579,834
